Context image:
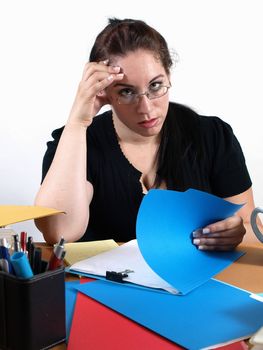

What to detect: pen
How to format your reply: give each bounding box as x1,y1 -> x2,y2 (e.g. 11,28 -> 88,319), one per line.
33,247 -> 42,274
0,238 -> 13,274
27,236 -> 35,267
20,231 -> 27,253
26,236 -> 33,252
13,234 -> 20,252
46,237 -> 65,271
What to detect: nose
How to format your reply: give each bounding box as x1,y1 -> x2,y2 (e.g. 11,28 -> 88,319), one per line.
136,94 -> 152,114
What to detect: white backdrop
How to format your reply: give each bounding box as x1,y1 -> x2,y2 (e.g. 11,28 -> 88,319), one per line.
0,0 -> 262,241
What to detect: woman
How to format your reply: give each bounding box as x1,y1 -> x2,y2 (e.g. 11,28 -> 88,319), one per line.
34,18 -> 258,248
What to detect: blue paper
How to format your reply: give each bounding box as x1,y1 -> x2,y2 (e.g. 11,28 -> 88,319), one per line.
136,188 -> 244,294
77,278 -> 263,350
65,280 -> 80,341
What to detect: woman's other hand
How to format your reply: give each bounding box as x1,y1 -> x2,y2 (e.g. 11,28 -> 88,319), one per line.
192,215 -> 246,251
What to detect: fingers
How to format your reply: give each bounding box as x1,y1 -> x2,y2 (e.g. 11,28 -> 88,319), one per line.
192,216 -> 246,251
68,59 -> 124,126
82,60 -> 122,84
81,60 -> 108,80
192,235 -> 243,250
205,216 -> 244,234
78,60 -> 123,101
193,244 -> 239,252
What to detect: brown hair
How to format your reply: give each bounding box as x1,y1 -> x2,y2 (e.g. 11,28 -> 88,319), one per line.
89,18 -> 173,75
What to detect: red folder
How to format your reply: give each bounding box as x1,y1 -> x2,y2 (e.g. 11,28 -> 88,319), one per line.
67,280 -> 181,349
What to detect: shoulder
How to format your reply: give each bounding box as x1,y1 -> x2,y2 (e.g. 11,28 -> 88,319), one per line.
198,113 -> 233,135
166,102 -> 235,148
169,101 -> 231,124
169,102 -> 232,130
198,114 -> 237,152
169,102 -> 235,143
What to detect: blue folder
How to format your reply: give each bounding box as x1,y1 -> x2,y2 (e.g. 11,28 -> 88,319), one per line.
136,189 -> 244,294
77,278 -> 263,350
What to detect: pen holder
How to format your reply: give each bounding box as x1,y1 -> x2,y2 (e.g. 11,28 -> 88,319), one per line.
0,266 -> 66,350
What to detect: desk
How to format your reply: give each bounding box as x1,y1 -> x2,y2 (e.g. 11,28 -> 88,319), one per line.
41,242 -> 263,350
216,243 -> 263,293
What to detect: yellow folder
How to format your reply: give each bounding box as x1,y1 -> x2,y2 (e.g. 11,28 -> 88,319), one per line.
0,205 -> 64,227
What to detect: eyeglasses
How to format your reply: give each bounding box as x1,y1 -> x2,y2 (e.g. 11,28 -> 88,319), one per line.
117,85 -> 171,105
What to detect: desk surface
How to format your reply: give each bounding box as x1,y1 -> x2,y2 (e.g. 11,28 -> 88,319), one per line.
216,243 -> 263,293
41,242 -> 263,350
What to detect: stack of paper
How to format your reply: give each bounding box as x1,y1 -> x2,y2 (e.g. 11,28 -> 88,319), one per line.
250,326 -> 263,349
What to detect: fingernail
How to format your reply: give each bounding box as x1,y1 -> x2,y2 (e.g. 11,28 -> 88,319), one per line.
198,245 -> 205,250
112,66 -> 120,72
192,229 -> 201,238
103,59 -> 109,65
107,75 -> 113,80
202,228 -> 210,234
193,239 -> 200,245
116,73 -> 124,78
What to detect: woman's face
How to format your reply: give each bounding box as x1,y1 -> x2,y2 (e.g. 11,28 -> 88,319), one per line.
106,49 -> 170,138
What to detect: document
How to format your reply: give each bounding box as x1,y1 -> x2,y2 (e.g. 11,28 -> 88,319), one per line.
69,240 -> 179,293
69,189 -> 244,295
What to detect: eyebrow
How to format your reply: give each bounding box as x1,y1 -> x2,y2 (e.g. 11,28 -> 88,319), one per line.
113,74 -> 165,88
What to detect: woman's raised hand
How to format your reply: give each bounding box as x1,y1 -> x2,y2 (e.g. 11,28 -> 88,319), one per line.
68,60 -> 123,127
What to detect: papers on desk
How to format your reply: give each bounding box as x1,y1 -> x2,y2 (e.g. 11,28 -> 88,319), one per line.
250,326 -> 263,349
65,189 -> 263,350
69,189 -> 244,294
64,239 -> 118,265
69,239 -> 179,294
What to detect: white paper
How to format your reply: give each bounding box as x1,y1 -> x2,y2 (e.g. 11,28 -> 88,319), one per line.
69,239 -> 179,294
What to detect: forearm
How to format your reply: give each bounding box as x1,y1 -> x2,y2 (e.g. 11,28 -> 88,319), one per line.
35,123 -> 93,244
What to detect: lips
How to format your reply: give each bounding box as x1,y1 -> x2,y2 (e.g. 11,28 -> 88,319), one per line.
138,118 -> 159,129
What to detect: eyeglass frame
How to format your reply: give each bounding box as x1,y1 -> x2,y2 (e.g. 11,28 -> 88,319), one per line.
116,85 -> 171,105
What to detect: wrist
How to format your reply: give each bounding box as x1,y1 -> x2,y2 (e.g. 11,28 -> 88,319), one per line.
66,117 -> 93,129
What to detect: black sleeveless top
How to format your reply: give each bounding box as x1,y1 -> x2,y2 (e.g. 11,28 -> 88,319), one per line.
41,103 -> 251,241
